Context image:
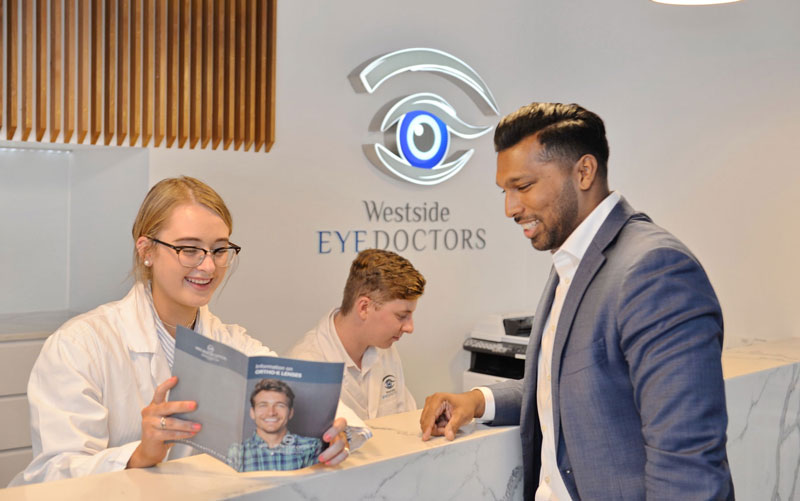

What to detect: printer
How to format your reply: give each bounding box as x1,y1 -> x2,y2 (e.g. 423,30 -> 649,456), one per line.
462,312 -> 533,391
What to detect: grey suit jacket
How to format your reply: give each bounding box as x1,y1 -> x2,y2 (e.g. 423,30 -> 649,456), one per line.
490,198 -> 733,500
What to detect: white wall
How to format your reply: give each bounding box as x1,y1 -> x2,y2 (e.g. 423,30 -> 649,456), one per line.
0,146 -> 148,316
3,0 -> 798,403
0,150 -> 70,314
523,0 -> 800,347
143,0 -> 800,403
68,148 -> 149,312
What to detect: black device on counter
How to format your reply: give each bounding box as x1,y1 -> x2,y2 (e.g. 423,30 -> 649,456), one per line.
463,314 -> 533,381
462,338 -> 526,380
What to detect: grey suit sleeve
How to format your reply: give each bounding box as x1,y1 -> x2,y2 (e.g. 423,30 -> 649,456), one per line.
618,246 -> 732,499
487,379 -> 524,426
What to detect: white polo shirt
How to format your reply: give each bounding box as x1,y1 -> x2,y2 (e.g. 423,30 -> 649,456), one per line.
288,308 -> 417,421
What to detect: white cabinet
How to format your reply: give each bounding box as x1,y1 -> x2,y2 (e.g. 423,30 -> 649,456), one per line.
0,324 -> 49,487
0,144 -> 149,486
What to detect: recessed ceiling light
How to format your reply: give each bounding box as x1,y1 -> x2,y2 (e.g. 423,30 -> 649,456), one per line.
651,0 -> 742,4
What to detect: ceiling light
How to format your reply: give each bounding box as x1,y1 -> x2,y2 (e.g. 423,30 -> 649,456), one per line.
651,0 -> 742,4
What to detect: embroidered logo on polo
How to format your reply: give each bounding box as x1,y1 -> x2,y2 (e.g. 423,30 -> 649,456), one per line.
356,48 -> 499,186
381,374 -> 398,399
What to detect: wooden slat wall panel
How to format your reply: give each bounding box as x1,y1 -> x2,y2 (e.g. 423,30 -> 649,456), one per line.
234,0 -> 244,150
64,0 -> 76,143
1,0 -> 3,134
265,0 -> 275,151
141,0 -> 152,146
190,0 -> 201,148
244,0 -> 254,151
90,0 -> 101,144
3,0 -> 275,152
178,0 -> 189,148
166,0 -> 178,147
255,0 -> 266,152
50,0 -> 62,142
130,0 -> 140,146
224,0 -> 234,150
20,0 -> 32,140
154,0 -> 166,147
104,0 -> 117,145
117,0 -> 129,145
201,0 -> 212,148
35,0 -> 46,141
212,0 -> 224,149
6,0 -> 15,140
77,0 -> 88,143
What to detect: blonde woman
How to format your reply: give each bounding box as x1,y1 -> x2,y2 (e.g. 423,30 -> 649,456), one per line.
12,177 -> 353,485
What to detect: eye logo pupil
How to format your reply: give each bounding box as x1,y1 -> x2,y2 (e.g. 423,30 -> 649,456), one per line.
412,123 -> 433,150
398,110 -> 448,169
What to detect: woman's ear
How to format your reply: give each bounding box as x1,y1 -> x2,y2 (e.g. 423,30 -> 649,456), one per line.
135,236 -> 152,262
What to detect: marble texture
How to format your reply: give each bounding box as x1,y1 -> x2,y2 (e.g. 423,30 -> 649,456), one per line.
3,339 -> 798,500
723,338 -> 800,501
237,413 -> 523,501
0,411 -> 522,501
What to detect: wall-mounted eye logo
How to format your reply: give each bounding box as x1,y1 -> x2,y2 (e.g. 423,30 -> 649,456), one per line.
356,48 -> 499,186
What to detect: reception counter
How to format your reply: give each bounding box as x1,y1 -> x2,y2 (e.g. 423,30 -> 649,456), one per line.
0,410 -> 523,500
722,337 -> 800,501
2,337 -> 799,500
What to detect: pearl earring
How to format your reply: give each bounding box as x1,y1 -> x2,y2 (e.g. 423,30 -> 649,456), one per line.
144,259 -> 151,266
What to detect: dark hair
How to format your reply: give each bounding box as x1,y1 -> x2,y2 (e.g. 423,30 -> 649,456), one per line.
340,249 -> 426,315
493,102 -> 609,179
250,379 -> 295,409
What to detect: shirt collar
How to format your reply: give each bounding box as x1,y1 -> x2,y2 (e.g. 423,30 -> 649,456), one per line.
327,309 -> 358,369
144,281 -> 202,335
327,309 -> 378,373
250,431 -> 298,449
552,191 -> 621,282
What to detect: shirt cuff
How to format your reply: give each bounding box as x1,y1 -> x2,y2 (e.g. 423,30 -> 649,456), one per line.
335,401 -> 372,451
472,387 -> 495,422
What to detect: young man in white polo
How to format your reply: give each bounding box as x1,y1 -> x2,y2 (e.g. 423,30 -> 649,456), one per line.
289,249 -> 425,421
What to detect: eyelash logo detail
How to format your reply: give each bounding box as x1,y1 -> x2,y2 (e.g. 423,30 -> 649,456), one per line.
357,48 -> 499,186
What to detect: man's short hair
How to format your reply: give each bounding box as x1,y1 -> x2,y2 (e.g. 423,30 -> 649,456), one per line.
493,102 -> 609,179
250,379 -> 295,409
340,249 -> 426,315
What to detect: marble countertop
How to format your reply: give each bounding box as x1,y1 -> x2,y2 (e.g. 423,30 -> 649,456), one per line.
721,337 -> 800,379
0,410 -> 522,500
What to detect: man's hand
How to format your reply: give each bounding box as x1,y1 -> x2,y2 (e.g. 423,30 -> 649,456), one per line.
127,376 -> 201,469
319,417 -> 349,466
420,389 -> 485,441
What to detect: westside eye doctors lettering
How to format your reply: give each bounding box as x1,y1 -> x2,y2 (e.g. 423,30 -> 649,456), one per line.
363,201 -> 450,223
317,200 -> 486,254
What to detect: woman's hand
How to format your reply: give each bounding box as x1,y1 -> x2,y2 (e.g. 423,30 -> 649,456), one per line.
126,376 -> 202,469
318,417 -> 349,466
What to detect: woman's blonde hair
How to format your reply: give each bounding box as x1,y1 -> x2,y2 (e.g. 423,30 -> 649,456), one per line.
131,176 -> 233,283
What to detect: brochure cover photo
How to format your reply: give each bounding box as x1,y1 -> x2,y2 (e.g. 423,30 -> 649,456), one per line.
170,326 -> 344,472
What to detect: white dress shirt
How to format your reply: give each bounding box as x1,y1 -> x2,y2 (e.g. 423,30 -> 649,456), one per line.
479,191 -> 621,500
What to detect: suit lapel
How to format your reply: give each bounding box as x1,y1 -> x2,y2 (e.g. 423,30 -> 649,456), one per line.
549,197 -> 641,450
521,267 -> 559,433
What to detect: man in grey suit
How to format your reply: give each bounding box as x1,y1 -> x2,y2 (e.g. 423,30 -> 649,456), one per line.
420,102 -> 733,500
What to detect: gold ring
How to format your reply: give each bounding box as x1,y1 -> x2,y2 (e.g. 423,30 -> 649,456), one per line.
160,416 -> 167,430
343,446 -> 350,456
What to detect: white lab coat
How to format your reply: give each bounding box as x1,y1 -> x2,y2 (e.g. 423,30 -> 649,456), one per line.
288,308 -> 417,421
11,283 -> 371,486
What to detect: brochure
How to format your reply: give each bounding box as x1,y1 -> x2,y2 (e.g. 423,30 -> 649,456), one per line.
169,325 -> 344,472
